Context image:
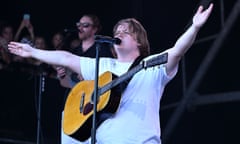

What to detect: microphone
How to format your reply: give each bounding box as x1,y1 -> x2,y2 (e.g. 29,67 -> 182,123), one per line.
63,28 -> 79,33
95,35 -> 121,45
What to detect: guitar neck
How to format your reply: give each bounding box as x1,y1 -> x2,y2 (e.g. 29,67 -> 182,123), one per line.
99,64 -> 142,95
98,53 -> 168,96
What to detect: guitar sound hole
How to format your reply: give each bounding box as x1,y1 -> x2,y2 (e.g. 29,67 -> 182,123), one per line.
83,103 -> 93,115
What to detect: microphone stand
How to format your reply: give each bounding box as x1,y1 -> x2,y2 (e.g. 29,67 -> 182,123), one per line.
91,42 -> 101,144
90,36 -> 119,143
36,67 -> 45,144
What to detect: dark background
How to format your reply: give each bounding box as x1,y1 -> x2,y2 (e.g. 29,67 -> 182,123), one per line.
0,0 -> 240,144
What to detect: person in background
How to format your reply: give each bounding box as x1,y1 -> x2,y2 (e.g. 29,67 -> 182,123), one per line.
8,4 -> 213,144
14,14 -> 35,63
56,14 -> 114,89
0,21 -> 14,65
51,31 -> 65,50
69,38 -> 81,50
14,14 -> 35,43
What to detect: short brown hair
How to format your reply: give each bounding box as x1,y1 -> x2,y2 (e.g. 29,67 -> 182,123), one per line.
113,18 -> 150,57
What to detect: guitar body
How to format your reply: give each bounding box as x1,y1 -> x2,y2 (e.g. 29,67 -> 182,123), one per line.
63,71 -> 122,141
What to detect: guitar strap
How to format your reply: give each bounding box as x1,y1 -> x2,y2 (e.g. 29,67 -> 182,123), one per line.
97,55 -> 145,124
118,55 -> 145,92
128,55 -> 145,71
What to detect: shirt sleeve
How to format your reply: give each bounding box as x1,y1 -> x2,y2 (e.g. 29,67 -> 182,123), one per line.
79,57 -> 96,80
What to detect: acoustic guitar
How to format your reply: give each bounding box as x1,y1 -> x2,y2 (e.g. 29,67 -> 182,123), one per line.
63,53 -> 168,141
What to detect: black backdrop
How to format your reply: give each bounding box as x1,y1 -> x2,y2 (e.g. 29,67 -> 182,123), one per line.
0,69 -> 66,144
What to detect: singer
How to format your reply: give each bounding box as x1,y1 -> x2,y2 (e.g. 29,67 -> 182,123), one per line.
8,3 -> 213,144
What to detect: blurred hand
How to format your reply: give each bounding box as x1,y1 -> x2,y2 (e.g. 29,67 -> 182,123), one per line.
55,66 -> 66,79
8,42 -> 33,58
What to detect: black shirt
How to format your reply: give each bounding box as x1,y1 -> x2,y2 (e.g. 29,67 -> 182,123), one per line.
69,42 -> 114,83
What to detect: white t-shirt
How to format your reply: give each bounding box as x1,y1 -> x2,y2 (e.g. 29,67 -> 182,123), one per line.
62,54 -> 177,144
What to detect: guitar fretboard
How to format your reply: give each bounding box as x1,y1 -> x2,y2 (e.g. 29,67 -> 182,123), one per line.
98,53 -> 168,96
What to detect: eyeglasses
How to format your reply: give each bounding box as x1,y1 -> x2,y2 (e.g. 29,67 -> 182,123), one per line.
76,22 -> 94,28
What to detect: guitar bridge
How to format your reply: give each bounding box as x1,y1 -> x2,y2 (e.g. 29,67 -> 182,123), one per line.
79,93 -> 85,113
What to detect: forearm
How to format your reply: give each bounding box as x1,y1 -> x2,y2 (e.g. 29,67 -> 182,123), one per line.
14,28 -> 23,41
29,30 -> 35,41
31,49 -> 72,67
165,24 -> 200,75
165,4 -> 213,75
173,24 -> 200,56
